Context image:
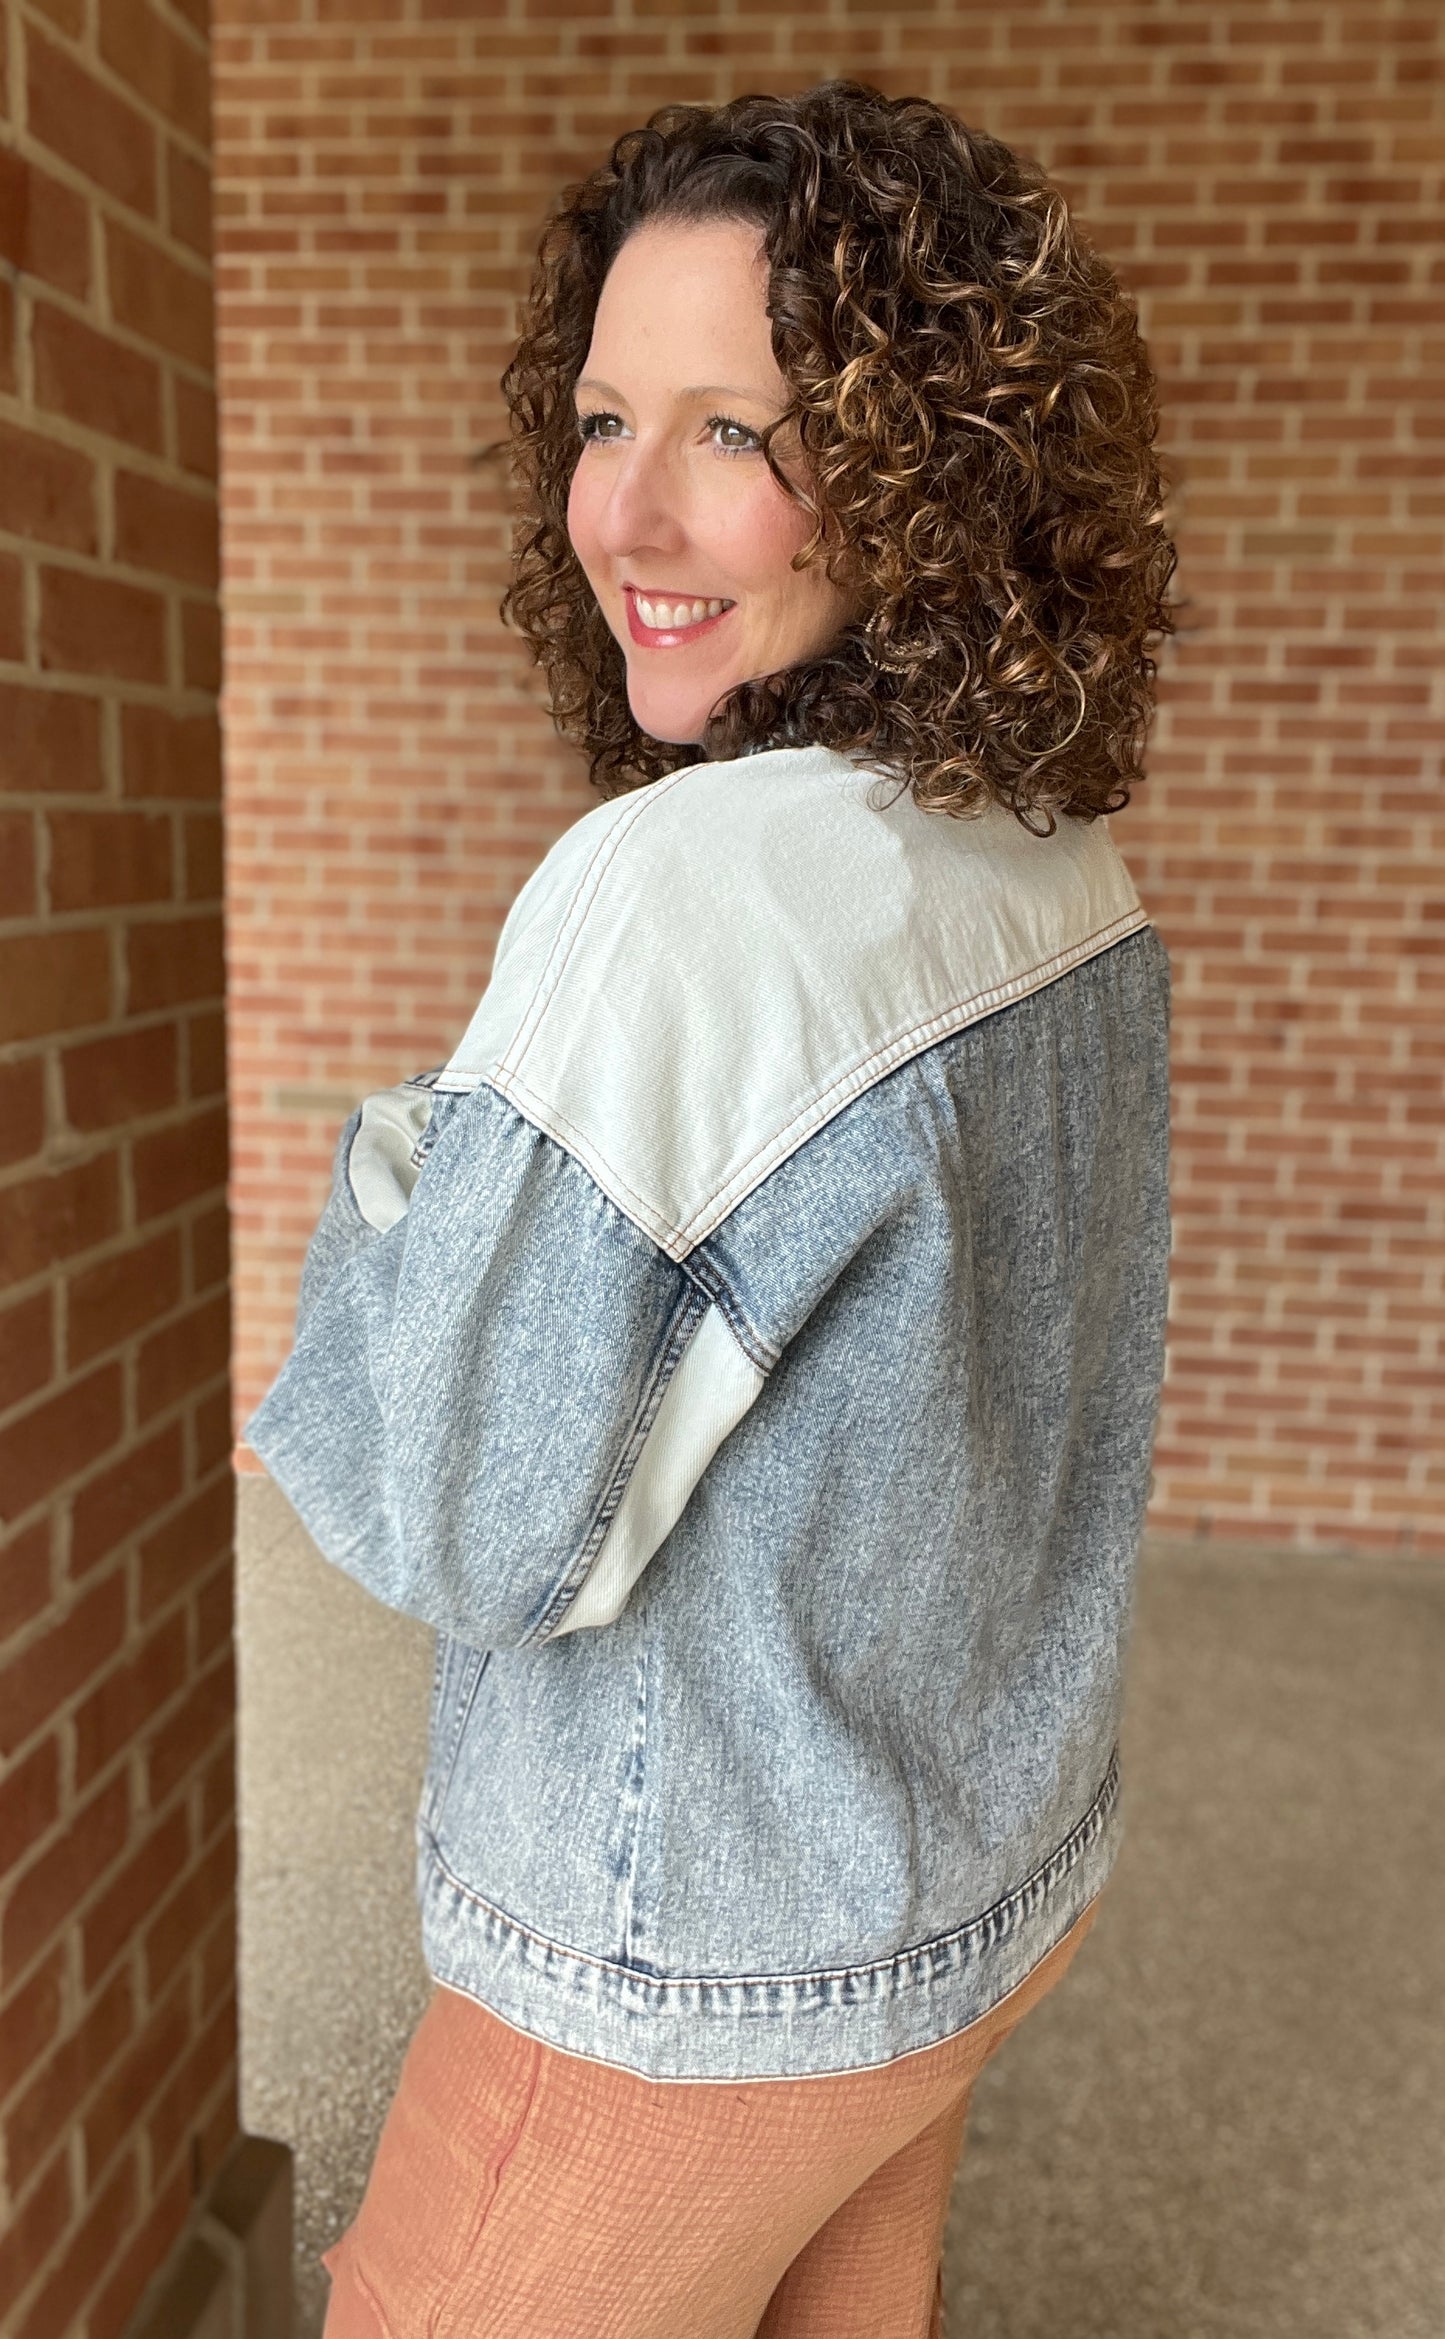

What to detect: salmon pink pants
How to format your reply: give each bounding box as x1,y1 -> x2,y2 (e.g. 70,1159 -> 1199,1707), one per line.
321,1901 -> 1096,2339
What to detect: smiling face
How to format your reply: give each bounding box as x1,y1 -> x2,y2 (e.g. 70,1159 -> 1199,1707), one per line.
565,217 -> 856,747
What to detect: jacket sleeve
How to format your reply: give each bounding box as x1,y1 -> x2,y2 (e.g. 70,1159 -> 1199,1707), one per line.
242,1072 -> 766,1650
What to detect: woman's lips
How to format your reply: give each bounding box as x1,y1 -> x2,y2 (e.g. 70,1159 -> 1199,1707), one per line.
624,587 -> 735,648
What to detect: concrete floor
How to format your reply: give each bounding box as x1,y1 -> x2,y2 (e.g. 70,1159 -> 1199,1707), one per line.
236,1474 -> 1445,2339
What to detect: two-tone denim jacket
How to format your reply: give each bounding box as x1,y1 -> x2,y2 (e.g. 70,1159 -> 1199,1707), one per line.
244,741 -> 1173,2084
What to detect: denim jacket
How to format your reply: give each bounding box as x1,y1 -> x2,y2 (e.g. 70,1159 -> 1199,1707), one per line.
244,743 -> 1172,2083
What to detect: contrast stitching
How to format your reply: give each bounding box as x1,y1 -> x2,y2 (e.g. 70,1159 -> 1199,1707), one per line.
421,1748 -> 1120,1994
427,1646 -> 491,1830
488,1069 -> 668,1235
435,1084 -> 778,1370
496,762 -> 705,1083
678,909 -> 1152,1244
677,1251 -> 778,1375
491,912 -> 1150,1262
518,1280 -> 712,1646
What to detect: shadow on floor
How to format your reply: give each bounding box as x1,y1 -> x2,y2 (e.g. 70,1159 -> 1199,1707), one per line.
235,1478 -> 1445,2338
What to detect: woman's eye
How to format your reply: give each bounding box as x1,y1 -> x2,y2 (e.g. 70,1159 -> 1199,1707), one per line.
573,410 -> 759,454
709,415 -> 761,455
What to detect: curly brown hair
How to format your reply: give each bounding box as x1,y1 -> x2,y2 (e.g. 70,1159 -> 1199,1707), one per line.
492,79 -> 1178,834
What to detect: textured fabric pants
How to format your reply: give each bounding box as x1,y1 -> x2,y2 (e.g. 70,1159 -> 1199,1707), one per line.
320,1899 -> 1096,2339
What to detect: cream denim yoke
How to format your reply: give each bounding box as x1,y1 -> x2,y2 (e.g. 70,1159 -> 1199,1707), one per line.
244,743 -> 1173,2083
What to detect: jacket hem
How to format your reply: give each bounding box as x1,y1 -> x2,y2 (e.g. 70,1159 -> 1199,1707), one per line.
414,1748 -> 1121,2084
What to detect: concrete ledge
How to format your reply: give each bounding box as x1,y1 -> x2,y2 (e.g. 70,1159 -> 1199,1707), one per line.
125,2135 -> 294,2339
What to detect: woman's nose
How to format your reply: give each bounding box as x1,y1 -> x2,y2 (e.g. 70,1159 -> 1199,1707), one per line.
589,443 -> 689,563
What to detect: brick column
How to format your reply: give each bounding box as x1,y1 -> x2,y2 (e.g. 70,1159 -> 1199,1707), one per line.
0,1 -> 260,2330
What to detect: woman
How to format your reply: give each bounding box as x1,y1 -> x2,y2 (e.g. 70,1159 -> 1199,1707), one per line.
245,79 -> 1177,2339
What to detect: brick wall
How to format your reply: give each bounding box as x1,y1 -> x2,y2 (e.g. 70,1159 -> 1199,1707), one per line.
217,0 -> 1445,1559
0,0 -> 239,2328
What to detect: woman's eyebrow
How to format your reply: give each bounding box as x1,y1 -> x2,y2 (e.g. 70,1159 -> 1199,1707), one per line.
574,376 -> 779,406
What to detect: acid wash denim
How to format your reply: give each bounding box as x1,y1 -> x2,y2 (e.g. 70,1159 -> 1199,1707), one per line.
244,743 -> 1173,2084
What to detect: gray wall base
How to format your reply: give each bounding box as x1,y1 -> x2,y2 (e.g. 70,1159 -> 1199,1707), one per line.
124,2135 -> 294,2339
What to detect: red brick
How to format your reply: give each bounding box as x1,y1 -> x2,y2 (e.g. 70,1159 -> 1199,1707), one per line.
0,147 -> 31,268
187,1006 -> 227,1099
0,683 -> 104,797
120,704 -> 221,800
180,595 -> 223,690
1,1773 -> 130,1985
137,1287 -> 229,1419
197,1736 -> 234,1855
47,808 -> 174,913
189,1199 -> 230,1293
0,2150 -> 71,2324
82,1986 -> 190,2186
0,0 -> 231,2264
4,1967 -> 134,2194
32,303 -> 164,456
99,0 -> 210,143
0,1571 -> 126,1760
0,150 -> 89,299
0,1057 -> 46,1168
105,218 -> 214,369
143,1821 -> 235,1996
0,1151 -> 121,1292
194,1557 -> 234,1665
0,929 -> 110,1046
25,26 -> 158,218
0,1950 -> 66,2122
0,1287 -> 56,1414
132,1101 -> 227,1219
67,1227 -> 184,1367
38,566 -> 168,685
0,1518 -> 53,1642
10,2136 -> 138,2339
0,810 -> 37,914
0,278 -> 15,396
26,0 -> 85,40
167,139 -> 213,260
174,378 -> 219,479
145,1651 -> 233,1806
0,552 -> 22,660
125,912 -> 224,1014
67,1421 -> 185,1579
137,1474 -> 233,1620
181,809 -> 223,902
0,1363 -> 124,1526
0,1736 -> 61,1871
73,1610 -> 187,1791
81,1807 -> 190,1990
63,1021 -> 180,1132
193,1383 -> 233,1475
144,1983 -> 234,2173
0,420 -> 96,551
115,471 -> 219,588
195,2076 -> 239,2188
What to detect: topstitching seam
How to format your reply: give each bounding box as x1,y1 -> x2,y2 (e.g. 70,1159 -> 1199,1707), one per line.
490,909 -> 1150,1261
678,907 -> 1150,1242
422,1746 -> 1121,1995
495,762 -> 705,1084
